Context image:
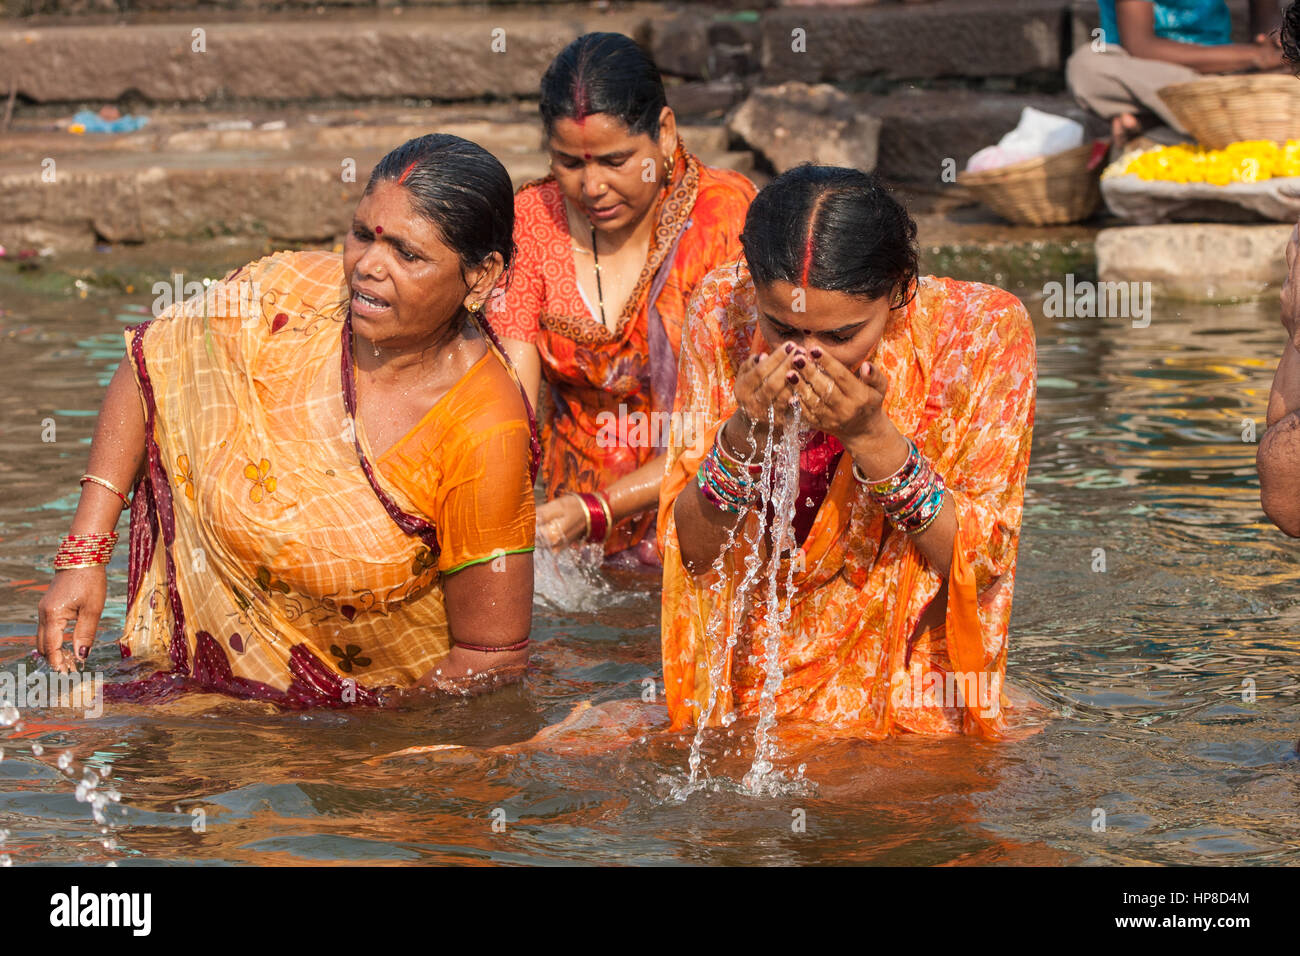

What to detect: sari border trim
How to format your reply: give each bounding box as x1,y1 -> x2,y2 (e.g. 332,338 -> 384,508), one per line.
442,546 -> 535,575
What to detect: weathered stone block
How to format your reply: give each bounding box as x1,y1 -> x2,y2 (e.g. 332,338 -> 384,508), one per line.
762,0 -> 1068,84
1096,223 -> 1291,300
728,81 -> 880,173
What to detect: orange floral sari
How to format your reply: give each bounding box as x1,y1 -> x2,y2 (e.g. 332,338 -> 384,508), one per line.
486,142 -> 756,553
659,263 -> 1037,738
116,250 -> 537,707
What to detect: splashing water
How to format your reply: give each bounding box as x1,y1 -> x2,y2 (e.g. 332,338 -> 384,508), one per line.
742,400 -> 803,795
533,541 -> 636,613
673,403 -> 814,800
1,690 -> 125,861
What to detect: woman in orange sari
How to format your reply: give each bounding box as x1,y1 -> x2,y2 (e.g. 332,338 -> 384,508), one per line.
488,32 -> 755,562
661,166 -> 1037,738
34,134 -> 538,706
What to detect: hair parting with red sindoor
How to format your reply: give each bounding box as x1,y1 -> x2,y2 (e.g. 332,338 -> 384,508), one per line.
539,32 -> 667,140
741,164 -> 919,308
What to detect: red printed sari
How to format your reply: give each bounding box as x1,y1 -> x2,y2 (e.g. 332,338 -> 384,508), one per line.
486,143 -> 755,554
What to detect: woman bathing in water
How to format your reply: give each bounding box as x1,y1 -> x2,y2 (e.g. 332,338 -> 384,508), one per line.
487,32 -> 755,563
660,165 -> 1038,739
35,135 -> 539,705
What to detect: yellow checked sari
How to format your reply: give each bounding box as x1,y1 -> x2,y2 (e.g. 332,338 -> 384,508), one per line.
115,250 -> 537,707
659,263 -> 1037,739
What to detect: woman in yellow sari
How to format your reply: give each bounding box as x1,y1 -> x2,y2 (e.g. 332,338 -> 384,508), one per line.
661,166 -> 1037,739
34,134 -> 538,706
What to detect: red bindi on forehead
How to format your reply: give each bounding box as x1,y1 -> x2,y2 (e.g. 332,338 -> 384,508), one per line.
374,225 -> 383,234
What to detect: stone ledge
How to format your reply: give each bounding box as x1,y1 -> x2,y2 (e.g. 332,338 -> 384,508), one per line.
761,0 -> 1069,84
1096,223 -> 1291,301
0,7 -> 656,103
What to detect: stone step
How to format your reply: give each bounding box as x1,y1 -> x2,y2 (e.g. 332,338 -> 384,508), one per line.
760,0 -> 1070,86
1,102 -> 734,160
0,133 -> 753,250
0,4 -> 662,105
17,0 -> 1254,110
1096,223 -> 1291,301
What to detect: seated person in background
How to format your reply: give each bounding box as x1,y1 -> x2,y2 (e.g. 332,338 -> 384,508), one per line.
1067,0 -> 1284,150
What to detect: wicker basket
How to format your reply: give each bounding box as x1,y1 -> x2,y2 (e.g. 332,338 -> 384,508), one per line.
959,142 -> 1103,226
1158,75 -> 1300,149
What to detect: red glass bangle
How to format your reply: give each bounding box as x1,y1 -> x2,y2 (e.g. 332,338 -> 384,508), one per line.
578,492 -> 610,543
53,531 -> 118,570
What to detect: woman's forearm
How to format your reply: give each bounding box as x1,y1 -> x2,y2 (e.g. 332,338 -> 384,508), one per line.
673,475 -> 748,575
604,453 -> 668,523
69,357 -> 146,535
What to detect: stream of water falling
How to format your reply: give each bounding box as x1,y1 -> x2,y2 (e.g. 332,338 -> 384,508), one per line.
672,402 -> 813,799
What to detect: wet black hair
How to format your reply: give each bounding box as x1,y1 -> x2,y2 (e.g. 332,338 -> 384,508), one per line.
539,32 -> 668,141
364,133 -> 514,282
740,165 -> 919,307
1283,2 -> 1300,73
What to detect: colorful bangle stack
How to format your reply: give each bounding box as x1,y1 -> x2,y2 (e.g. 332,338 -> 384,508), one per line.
53,531 -> 118,571
697,427 -> 762,515
574,491 -> 613,544
79,473 -> 130,508
852,439 -> 947,536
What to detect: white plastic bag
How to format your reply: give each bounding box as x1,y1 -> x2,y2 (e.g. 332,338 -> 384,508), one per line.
967,107 -> 1085,172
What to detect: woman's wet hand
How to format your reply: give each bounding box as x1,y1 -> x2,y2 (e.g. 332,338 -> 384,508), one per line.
35,567 -> 107,673
731,345 -> 801,444
791,346 -> 890,444
537,495 -> 589,549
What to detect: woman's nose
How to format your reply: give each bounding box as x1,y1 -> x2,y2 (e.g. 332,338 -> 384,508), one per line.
355,243 -> 386,278
582,167 -> 608,199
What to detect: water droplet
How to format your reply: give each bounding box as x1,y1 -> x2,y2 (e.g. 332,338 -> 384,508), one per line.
57,751 -> 73,772
804,497 -> 815,508
99,765 -> 111,779
0,828 -> 9,844
0,855 -> 10,867
0,705 -> 19,727
30,743 -> 43,757
75,782 -> 91,802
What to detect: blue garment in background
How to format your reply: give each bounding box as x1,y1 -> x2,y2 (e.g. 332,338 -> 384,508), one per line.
1097,0 -> 1232,47
71,110 -> 150,134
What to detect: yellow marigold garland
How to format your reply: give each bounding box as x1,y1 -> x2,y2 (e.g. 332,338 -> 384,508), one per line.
1104,139 -> 1300,185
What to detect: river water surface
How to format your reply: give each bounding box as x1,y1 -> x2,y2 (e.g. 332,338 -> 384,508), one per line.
1,260 -> 1297,865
